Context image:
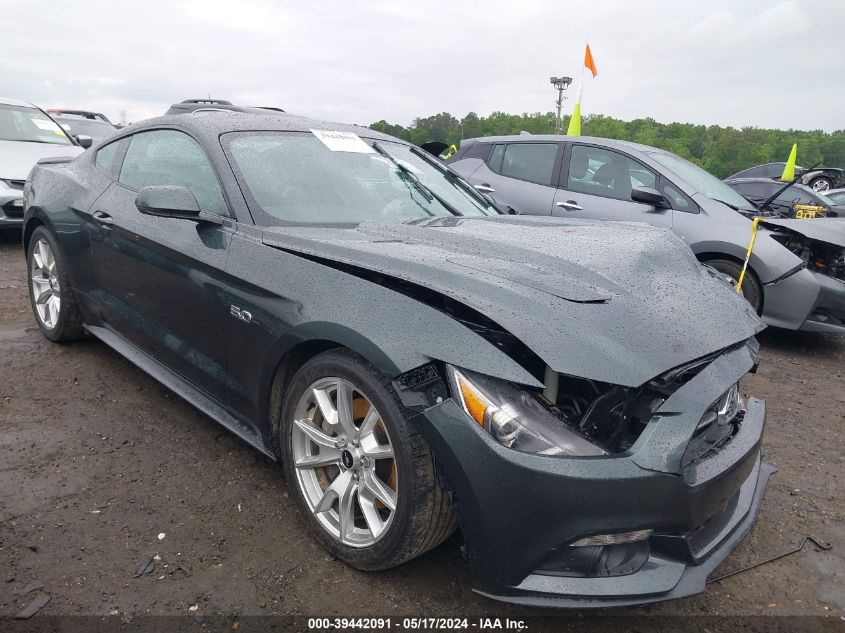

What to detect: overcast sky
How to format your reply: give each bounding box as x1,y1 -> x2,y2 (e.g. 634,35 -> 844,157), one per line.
2,0 -> 842,131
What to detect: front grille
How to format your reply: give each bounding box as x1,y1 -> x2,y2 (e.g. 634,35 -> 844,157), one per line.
2,200 -> 24,218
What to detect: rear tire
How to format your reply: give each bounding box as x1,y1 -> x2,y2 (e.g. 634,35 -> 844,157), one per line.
808,176 -> 833,192
279,349 -> 455,570
26,226 -> 85,342
705,258 -> 763,314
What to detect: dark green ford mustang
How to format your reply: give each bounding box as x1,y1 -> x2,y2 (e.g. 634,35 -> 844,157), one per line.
22,111 -> 773,607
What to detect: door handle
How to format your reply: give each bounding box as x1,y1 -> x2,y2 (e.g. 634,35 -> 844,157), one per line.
556,201 -> 583,211
92,210 -> 113,226
474,183 -> 495,194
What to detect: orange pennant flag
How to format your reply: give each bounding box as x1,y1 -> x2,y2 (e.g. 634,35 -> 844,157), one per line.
584,44 -> 598,78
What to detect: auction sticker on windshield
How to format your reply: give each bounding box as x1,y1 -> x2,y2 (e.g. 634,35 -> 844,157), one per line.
311,129 -> 375,153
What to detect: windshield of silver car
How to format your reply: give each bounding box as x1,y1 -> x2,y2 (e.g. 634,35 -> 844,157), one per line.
648,151 -> 751,210
224,132 -> 496,224
0,104 -> 74,145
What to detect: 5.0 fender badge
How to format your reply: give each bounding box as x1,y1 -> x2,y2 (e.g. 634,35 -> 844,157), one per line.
229,305 -> 253,324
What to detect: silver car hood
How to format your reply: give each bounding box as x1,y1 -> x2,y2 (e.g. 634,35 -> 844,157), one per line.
263,216 -> 763,387
0,140 -> 83,180
762,217 -> 845,248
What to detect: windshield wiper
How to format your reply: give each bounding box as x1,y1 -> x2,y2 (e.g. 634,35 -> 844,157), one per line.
409,146 -> 493,207
712,198 -> 740,211
371,142 -> 462,216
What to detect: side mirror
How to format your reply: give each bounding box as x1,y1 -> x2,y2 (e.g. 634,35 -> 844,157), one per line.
74,134 -> 93,149
631,186 -> 670,208
135,185 -> 201,220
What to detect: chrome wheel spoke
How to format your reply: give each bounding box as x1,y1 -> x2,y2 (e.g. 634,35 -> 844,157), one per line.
358,490 -> 385,537
33,283 -> 51,305
295,450 -> 341,469
362,469 -> 396,510
365,443 -> 394,461
359,405 -> 380,438
293,418 -> 338,449
337,475 -> 357,542
334,381 -> 358,439
312,387 -> 338,427
314,469 -> 352,513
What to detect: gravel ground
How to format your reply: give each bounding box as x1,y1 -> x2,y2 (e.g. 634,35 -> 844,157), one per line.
0,229 -> 843,628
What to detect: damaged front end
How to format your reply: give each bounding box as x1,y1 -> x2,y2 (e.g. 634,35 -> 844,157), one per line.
762,218 -> 845,332
394,338 -> 773,607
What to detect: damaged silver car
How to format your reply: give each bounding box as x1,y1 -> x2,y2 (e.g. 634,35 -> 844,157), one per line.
448,135 -> 845,334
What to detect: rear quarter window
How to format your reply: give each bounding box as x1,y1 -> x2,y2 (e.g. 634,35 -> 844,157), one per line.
497,143 -> 558,186
94,137 -> 128,179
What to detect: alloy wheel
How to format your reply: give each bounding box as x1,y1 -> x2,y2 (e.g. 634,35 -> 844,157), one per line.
811,178 -> 831,192
291,377 -> 398,547
30,238 -> 61,330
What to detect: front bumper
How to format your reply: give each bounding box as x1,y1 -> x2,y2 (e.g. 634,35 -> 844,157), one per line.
410,342 -> 772,607
762,267 -> 845,334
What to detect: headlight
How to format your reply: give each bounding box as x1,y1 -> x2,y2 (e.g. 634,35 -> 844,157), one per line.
445,365 -> 606,456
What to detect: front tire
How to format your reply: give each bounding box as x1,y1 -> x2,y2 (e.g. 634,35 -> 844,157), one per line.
279,349 -> 455,570
705,258 -> 763,314
26,226 -> 85,342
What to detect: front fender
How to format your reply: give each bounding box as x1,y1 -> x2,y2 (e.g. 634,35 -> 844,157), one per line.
691,232 -> 804,284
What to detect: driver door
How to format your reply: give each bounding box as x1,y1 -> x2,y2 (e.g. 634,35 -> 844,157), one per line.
87,129 -> 234,403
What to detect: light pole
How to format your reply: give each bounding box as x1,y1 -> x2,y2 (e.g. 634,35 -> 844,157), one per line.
550,76 -> 572,134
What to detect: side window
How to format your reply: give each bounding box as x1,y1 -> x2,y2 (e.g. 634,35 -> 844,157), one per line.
119,130 -> 224,213
567,145 -> 656,202
499,143 -> 558,186
94,137 -> 128,179
775,186 -> 814,206
660,181 -> 695,212
487,144 -> 505,173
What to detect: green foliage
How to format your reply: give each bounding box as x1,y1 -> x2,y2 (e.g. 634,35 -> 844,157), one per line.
369,112 -> 845,178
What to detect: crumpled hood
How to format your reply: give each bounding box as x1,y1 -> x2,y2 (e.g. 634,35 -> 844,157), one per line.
762,217 -> 845,248
0,140 -> 83,180
262,215 -> 762,387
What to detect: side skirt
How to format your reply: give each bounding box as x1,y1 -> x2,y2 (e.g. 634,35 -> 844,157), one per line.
85,324 -> 276,460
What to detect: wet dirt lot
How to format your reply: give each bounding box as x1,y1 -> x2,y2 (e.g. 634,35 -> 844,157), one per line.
0,229 -> 843,627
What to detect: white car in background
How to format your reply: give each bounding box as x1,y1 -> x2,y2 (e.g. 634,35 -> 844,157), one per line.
0,97 -> 85,231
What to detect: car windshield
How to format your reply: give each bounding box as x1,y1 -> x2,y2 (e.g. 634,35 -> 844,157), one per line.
0,104 -> 73,145
648,151 -> 751,209
56,118 -> 117,140
225,132 -> 496,225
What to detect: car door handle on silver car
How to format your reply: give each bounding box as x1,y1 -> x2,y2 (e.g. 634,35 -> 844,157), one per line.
474,183 -> 496,193
556,201 -> 583,211
92,210 -> 113,226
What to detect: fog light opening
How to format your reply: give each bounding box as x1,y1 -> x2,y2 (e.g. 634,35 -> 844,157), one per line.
570,529 -> 653,547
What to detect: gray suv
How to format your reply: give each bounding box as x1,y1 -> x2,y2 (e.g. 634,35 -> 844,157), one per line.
448,135 -> 845,334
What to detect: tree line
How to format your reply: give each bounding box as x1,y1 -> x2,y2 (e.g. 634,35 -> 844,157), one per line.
369,112 -> 845,179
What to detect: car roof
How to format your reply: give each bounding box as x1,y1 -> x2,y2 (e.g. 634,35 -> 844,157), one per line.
464,134 -> 662,154
0,96 -> 37,108
114,110 -> 402,145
